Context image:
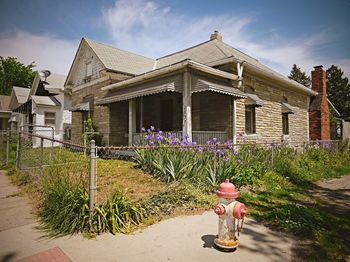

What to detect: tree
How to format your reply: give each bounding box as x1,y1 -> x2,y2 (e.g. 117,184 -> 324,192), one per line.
288,64 -> 311,87
0,57 -> 36,95
326,65 -> 350,117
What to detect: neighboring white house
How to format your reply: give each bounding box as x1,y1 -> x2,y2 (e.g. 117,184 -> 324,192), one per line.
13,71 -> 72,147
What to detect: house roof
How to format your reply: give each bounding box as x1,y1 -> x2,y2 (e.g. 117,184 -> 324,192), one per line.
12,86 -> 30,104
31,95 -> 61,106
0,95 -> 11,111
41,73 -> 66,90
156,39 -> 316,96
84,38 -> 155,75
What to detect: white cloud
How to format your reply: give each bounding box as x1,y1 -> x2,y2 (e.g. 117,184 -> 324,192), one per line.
0,30 -> 78,75
102,0 -> 349,77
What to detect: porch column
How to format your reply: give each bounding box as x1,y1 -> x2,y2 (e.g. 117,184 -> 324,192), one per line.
232,98 -> 237,144
182,71 -> 192,141
128,98 -> 136,146
140,97 -> 144,130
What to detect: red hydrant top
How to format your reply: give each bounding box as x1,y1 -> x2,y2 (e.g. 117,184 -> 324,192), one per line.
217,179 -> 239,199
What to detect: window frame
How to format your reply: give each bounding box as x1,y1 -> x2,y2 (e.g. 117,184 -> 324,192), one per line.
245,105 -> 256,134
282,113 -> 289,135
44,112 -> 56,127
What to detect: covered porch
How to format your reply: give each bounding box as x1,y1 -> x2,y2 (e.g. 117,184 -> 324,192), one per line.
96,60 -> 246,146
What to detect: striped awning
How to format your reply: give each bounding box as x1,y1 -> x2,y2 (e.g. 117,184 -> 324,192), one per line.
191,79 -> 246,98
282,102 -> 294,114
245,93 -> 266,107
96,82 -> 177,105
70,102 -> 90,111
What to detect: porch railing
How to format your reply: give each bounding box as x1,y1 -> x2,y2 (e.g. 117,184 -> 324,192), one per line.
132,131 -> 228,145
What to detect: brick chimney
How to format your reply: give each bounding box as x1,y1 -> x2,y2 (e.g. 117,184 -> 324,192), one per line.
210,30 -> 222,41
309,65 -> 330,140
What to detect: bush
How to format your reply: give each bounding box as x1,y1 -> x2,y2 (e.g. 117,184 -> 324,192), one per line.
37,170 -> 143,237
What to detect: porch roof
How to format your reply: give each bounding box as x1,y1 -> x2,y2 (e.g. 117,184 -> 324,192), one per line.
101,59 -> 238,92
192,79 -> 245,98
96,81 -> 177,104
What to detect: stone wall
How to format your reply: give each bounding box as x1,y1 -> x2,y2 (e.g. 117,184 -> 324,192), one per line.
235,78 -> 309,143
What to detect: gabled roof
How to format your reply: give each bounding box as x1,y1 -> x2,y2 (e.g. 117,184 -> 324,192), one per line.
0,95 -> 11,111
12,86 -> 30,104
84,38 -> 155,75
156,39 -> 259,69
156,39 -> 316,96
31,72 -> 66,96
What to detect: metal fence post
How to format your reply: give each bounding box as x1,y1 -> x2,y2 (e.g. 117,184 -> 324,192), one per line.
39,137 -> 44,176
6,128 -> 10,165
89,140 -> 96,213
16,131 -> 21,169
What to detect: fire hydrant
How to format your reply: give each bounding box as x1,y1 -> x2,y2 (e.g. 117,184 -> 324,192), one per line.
214,179 -> 247,250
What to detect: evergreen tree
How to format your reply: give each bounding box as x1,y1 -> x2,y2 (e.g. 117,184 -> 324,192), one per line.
326,65 -> 350,117
0,57 -> 35,95
288,64 -> 311,87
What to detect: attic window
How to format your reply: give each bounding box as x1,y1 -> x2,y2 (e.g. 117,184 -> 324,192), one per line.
86,62 -> 92,77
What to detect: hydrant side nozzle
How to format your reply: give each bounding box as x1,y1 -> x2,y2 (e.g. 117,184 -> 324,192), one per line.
214,204 -> 226,216
233,202 -> 247,219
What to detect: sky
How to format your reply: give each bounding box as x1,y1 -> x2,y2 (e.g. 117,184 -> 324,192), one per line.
0,0 -> 349,78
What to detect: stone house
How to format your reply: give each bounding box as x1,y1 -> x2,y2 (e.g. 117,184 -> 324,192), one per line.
66,31 -> 318,146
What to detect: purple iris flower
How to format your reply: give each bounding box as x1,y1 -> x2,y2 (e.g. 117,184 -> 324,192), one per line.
236,159 -> 241,164
141,127 -> 146,133
233,151 -> 239,157
225,157 -> 230,162
150,126 -> 155,131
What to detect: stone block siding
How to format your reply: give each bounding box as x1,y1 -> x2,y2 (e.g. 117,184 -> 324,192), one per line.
71,111 -> 82,143
235,80 -> 309,144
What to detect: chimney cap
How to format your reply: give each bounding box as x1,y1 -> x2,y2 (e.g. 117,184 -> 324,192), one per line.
313,65 -> 323,70
210,30 -> 222,41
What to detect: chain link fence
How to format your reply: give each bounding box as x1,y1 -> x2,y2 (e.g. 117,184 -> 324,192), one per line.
1,129 -> 349,210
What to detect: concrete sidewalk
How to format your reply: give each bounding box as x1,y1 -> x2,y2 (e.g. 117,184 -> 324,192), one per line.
0,171 -> 296,262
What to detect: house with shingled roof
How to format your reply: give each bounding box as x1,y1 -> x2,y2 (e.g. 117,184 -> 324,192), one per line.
65,31 -> 317,146
12,71 -> 72,147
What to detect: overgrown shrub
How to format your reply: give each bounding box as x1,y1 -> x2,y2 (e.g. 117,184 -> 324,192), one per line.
37,170 -> 143,237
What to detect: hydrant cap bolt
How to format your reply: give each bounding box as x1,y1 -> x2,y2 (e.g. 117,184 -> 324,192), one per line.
216,179 -> 239,199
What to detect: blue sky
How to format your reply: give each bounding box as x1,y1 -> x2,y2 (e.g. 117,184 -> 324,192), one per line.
0,0 -> 349,77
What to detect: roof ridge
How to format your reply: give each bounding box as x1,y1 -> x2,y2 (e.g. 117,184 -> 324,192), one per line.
218,41 -> 259,62
156,39 -> 212,60
84,37 -> 155,62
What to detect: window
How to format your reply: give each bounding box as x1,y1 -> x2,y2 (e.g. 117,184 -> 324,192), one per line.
86,62 -> 92,77
45,112 -> 56,126
282,113 -> 289,135
245,105 -> 256,134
